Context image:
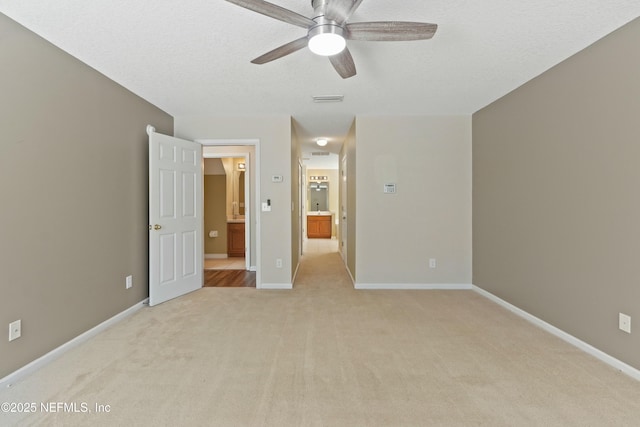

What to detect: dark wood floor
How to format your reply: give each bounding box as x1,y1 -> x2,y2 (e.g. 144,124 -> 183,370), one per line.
203,269 -> 256,287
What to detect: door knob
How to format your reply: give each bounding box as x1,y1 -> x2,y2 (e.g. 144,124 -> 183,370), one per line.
153,224 -> 162,230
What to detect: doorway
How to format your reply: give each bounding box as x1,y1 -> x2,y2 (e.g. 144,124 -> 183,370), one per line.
199,139 -> 261,288
301,153 -> 340,256
203,156 -> 250,269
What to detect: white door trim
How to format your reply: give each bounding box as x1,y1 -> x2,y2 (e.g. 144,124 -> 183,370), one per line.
340,155 -> 348,263
299,159 -> 305,258
199,139 -> 261,288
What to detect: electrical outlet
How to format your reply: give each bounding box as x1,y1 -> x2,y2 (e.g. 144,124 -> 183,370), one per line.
126,275 -> 133,289
619,313 -> 631,334
276,258 -> 283,268
9,320 -> 21,341
429,258 -> 437,269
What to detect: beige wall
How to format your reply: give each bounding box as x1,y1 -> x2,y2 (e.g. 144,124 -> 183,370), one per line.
355,116 -> 472,285
204,174 -> 227,255
175,116 -> 292,286
0,14 -> 173,379
204,157 -> 225,175
473,17 -> 640,369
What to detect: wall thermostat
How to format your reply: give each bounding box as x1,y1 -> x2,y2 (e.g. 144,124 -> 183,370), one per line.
383,183 -> 396,194
272,175 -> 283,183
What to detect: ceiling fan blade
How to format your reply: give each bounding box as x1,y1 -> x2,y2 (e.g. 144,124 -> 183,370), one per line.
346,21 -> 437,41
251,37 -> 308,64
325,0 -> 365,24
329,47 -> 356,79
224,0 -> 314,29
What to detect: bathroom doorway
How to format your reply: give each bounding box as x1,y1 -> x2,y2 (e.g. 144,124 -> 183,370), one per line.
302,154 -> 339,255
200,139 -> 261,288
203,155 -> 250,269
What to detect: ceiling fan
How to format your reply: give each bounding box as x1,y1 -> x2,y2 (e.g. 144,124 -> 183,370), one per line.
223,0 -> 438,79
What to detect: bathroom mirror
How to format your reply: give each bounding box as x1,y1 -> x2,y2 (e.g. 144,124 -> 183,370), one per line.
234,170 -> 245,216
308,181 -> 329,211
221,157 -> 246,219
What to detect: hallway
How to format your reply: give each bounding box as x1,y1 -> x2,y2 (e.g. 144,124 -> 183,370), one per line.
302,237 -> 339,254
295,238 -> 351,291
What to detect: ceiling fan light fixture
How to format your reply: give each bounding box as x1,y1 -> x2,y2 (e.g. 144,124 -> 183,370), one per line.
308,33 -> 346,56
308,21 -> 346,56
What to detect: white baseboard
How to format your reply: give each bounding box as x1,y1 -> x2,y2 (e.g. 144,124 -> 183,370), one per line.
472,285 -> 640,382
0,299 -> 149,389
249,266 -> 257,272
292,261 -> 300,284
346,269 -> 355,286
259,283 -> 293,290
355,283 -> 473,290
205,254 -> 228,259
340,253 -> 356,286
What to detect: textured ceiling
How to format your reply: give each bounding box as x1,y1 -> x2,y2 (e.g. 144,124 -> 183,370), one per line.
1,0 -> 639,165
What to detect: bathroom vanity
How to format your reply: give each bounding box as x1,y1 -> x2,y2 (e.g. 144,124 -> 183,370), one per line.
227,220 -> 245,257
307,212 -> 332,238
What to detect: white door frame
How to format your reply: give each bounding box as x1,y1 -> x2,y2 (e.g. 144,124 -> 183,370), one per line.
340,155 -> 347,263
199,139 -> 261,288
299,160 -> 305,257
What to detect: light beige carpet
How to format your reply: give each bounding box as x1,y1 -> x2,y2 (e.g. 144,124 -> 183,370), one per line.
2,251 -> 640,426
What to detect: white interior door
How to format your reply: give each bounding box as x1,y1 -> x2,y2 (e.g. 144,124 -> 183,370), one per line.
149,129 -> 203,306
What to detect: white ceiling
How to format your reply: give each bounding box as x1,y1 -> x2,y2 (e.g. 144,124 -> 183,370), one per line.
1,0 -> 639,167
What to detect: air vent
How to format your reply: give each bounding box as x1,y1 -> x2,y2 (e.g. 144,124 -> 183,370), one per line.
312,152 -> 330,156
312,95 -> 344,103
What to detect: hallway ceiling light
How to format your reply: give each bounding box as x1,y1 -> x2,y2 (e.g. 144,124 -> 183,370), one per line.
316,138 -> 328,147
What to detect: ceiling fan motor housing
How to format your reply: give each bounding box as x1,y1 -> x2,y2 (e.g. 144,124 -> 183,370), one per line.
308,0 -> 346,56
310,0 -> 343,35
308,16 -> 345,40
